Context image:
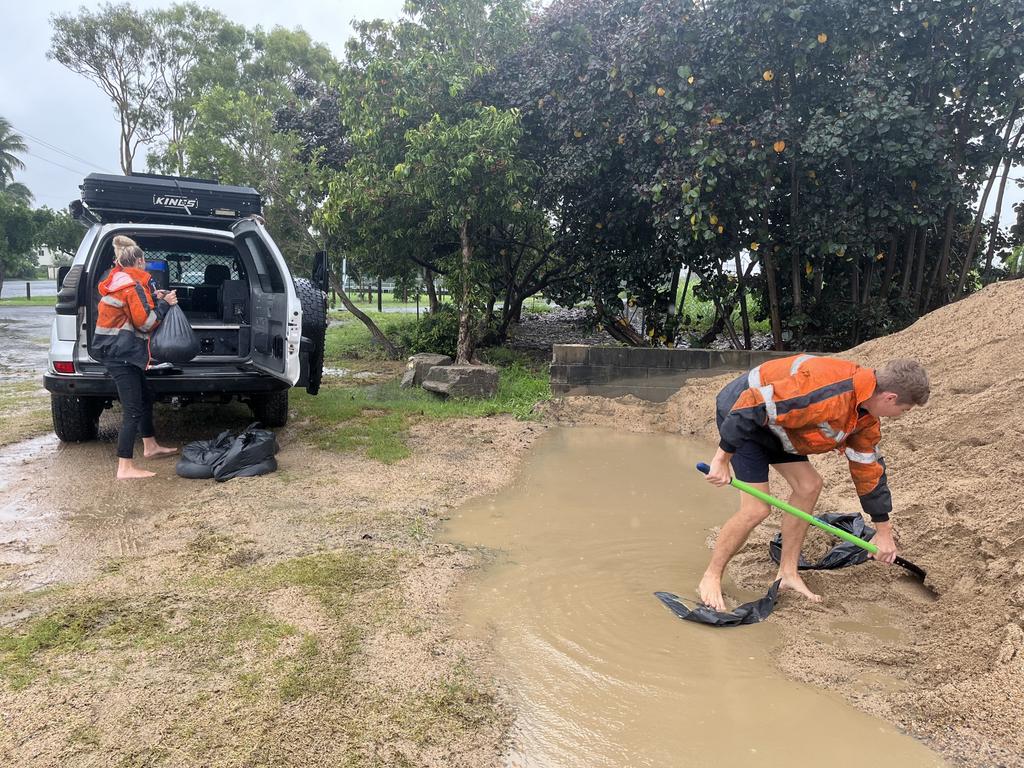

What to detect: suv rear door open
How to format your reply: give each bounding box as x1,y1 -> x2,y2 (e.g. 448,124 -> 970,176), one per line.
233,218 -> 301,386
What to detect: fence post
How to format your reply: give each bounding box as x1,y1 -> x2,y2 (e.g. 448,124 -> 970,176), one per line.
377,276 -> 382,313
26,282 -> 31,300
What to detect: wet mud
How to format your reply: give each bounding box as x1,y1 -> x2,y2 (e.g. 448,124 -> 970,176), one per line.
445,428 -> 949,768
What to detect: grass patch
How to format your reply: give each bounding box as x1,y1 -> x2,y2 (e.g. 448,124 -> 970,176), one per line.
0,295 -> 55,307
293,362 -> 549,462
0,381 -> 51,447
325,312 -> 418,362
0,598 -> 167,689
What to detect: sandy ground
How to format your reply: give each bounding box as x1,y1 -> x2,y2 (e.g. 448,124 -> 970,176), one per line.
546,279 -> 1024,768
0,404 -> 546,767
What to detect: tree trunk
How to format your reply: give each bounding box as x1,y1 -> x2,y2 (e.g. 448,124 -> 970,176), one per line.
424,267 -> 439,313
955,155 -> 1004,295
899,228 -> 919,300
763,246 -> 784,350
924,205 -> 956,311
328,270 -> 402,359
983,122 -> 1024,278
912,230 -> 929,314
735,252 -> 751,349
789,163 -> 802,315
455,221 -> 474,365
594,294 -> 646,345
879,234 -> 899,301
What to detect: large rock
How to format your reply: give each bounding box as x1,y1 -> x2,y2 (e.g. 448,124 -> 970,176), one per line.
401,353 -> 453,388
421,364 -> 499,398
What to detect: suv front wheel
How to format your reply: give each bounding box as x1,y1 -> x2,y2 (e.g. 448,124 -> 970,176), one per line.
51,394 -> 103,442
250,390 -> 289,428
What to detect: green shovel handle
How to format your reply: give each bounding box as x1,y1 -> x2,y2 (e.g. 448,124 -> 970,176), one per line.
695,462 -> 928,581
696,461 -> 878,553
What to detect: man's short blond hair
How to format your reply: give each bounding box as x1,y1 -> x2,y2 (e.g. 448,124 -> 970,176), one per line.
876,359 -> 929,405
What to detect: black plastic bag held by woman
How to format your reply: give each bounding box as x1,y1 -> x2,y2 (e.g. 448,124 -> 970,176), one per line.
150,304 -> 199,364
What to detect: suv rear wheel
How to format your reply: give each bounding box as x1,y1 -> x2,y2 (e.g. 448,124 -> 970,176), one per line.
294,277 -> 327,395
51,395 -> 103,442
250,390 -> 289,427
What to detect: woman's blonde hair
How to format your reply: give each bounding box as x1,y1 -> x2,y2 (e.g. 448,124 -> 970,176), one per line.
113,235 -> 144,268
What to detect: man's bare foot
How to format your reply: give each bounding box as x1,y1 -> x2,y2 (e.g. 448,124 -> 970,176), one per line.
697,572 -> 727,612
777,573 -> 823,603
142,445 -> 177,459
117,466 -> 156,479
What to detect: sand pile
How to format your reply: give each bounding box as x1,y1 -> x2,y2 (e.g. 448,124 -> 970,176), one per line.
548,279 -> 1024,767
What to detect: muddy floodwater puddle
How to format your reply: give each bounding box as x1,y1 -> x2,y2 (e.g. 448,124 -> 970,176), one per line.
444,428 -> 949,768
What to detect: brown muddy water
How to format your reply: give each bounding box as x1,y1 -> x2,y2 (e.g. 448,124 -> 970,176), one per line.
444,428 -> 949,768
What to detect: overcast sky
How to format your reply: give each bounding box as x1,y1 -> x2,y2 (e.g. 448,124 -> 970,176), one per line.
1,1 -> 1020,228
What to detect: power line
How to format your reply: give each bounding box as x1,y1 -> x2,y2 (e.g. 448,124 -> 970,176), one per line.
13,125 -> 115,173
23,150 -> 93,177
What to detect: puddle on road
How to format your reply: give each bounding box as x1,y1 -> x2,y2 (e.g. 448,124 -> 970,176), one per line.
444,428 -> 948,768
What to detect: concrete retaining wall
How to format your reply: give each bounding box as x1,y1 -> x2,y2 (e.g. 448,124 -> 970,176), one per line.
550,345 -> 796,401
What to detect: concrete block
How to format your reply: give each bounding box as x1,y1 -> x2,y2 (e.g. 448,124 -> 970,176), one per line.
589,346 -> 631,366
552,344 -> 590,365
749,350 -> 791,366
566,365 -> 612,385
669,349 -> 710,369
709,350 -> 752,370
626,347 -> 671,368
548,364 -> 570,384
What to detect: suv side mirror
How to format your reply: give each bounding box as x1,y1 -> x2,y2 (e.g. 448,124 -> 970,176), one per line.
312,250 -> 330,293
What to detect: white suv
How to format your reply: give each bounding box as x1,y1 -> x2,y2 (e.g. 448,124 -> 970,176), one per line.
44,173 -> 327,441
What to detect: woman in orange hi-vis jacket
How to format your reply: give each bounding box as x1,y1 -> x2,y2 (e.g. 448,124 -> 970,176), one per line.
699,356 -> 930,611
94,235 -> 179,480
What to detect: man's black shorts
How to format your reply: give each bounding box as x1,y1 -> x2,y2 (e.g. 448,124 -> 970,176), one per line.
715,414 -> 807,483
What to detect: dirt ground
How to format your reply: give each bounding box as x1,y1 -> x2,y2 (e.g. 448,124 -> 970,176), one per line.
547,278 -> 1024,768
0,403 -> 545,767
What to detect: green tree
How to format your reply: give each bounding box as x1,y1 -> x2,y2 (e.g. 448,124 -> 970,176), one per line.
0,117 -> 29,184
32,207 -> 83,261
0,195 -> 37,296
49,3 -> 163,174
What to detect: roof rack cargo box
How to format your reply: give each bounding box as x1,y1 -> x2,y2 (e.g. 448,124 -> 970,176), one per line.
78,173 -> 261,227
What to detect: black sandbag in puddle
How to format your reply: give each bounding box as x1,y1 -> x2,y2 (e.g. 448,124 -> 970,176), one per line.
176,430 -> 234,479
656,513 -> 873,626
655,580 -> 780,627
769,513 -> 875,570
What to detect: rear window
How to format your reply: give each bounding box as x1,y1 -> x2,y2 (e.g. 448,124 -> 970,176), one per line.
94,233 -> 246,287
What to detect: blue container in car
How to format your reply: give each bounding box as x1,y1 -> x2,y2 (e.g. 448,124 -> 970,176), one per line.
146,259 -> 169,291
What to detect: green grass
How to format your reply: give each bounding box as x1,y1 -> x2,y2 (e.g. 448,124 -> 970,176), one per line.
0,295 -> 55,306
0,598 -> 168,689
293,361 -> 549,463
325,312 -> 419,362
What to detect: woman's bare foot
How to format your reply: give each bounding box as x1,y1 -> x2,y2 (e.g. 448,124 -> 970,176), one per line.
117,459 -> 156,480
142,442 -> 178,459
777,572 -> 823,603
697,572 -> 727,611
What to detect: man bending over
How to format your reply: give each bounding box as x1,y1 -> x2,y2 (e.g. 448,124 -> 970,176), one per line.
700,356 -> 929,611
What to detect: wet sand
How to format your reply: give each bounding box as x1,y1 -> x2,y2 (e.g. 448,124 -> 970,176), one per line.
446,428 -> 949,768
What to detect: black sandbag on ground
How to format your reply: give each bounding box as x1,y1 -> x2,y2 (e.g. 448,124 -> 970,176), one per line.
175,430 -> 234,479
768,513 -> 875,570
213,424 -> 279,482
655,581 -> 780,627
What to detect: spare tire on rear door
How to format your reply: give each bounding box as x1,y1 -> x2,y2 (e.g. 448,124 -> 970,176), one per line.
294,277 -> 327,395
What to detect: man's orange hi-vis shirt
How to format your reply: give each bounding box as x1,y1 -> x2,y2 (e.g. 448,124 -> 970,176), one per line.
716,355 -> 892,522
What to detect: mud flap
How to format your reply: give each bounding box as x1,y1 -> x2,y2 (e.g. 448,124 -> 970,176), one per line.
655,580 -> 780,627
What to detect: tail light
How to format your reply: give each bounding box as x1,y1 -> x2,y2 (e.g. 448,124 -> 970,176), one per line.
53,361 -> 76,374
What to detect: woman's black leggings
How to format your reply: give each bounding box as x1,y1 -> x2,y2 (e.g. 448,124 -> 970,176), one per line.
106,362 -> 155,459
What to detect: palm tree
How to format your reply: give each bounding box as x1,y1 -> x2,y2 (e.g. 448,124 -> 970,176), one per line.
0,117 -> 32,203
0,116 -> 29,182
0,177 -> 33,204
